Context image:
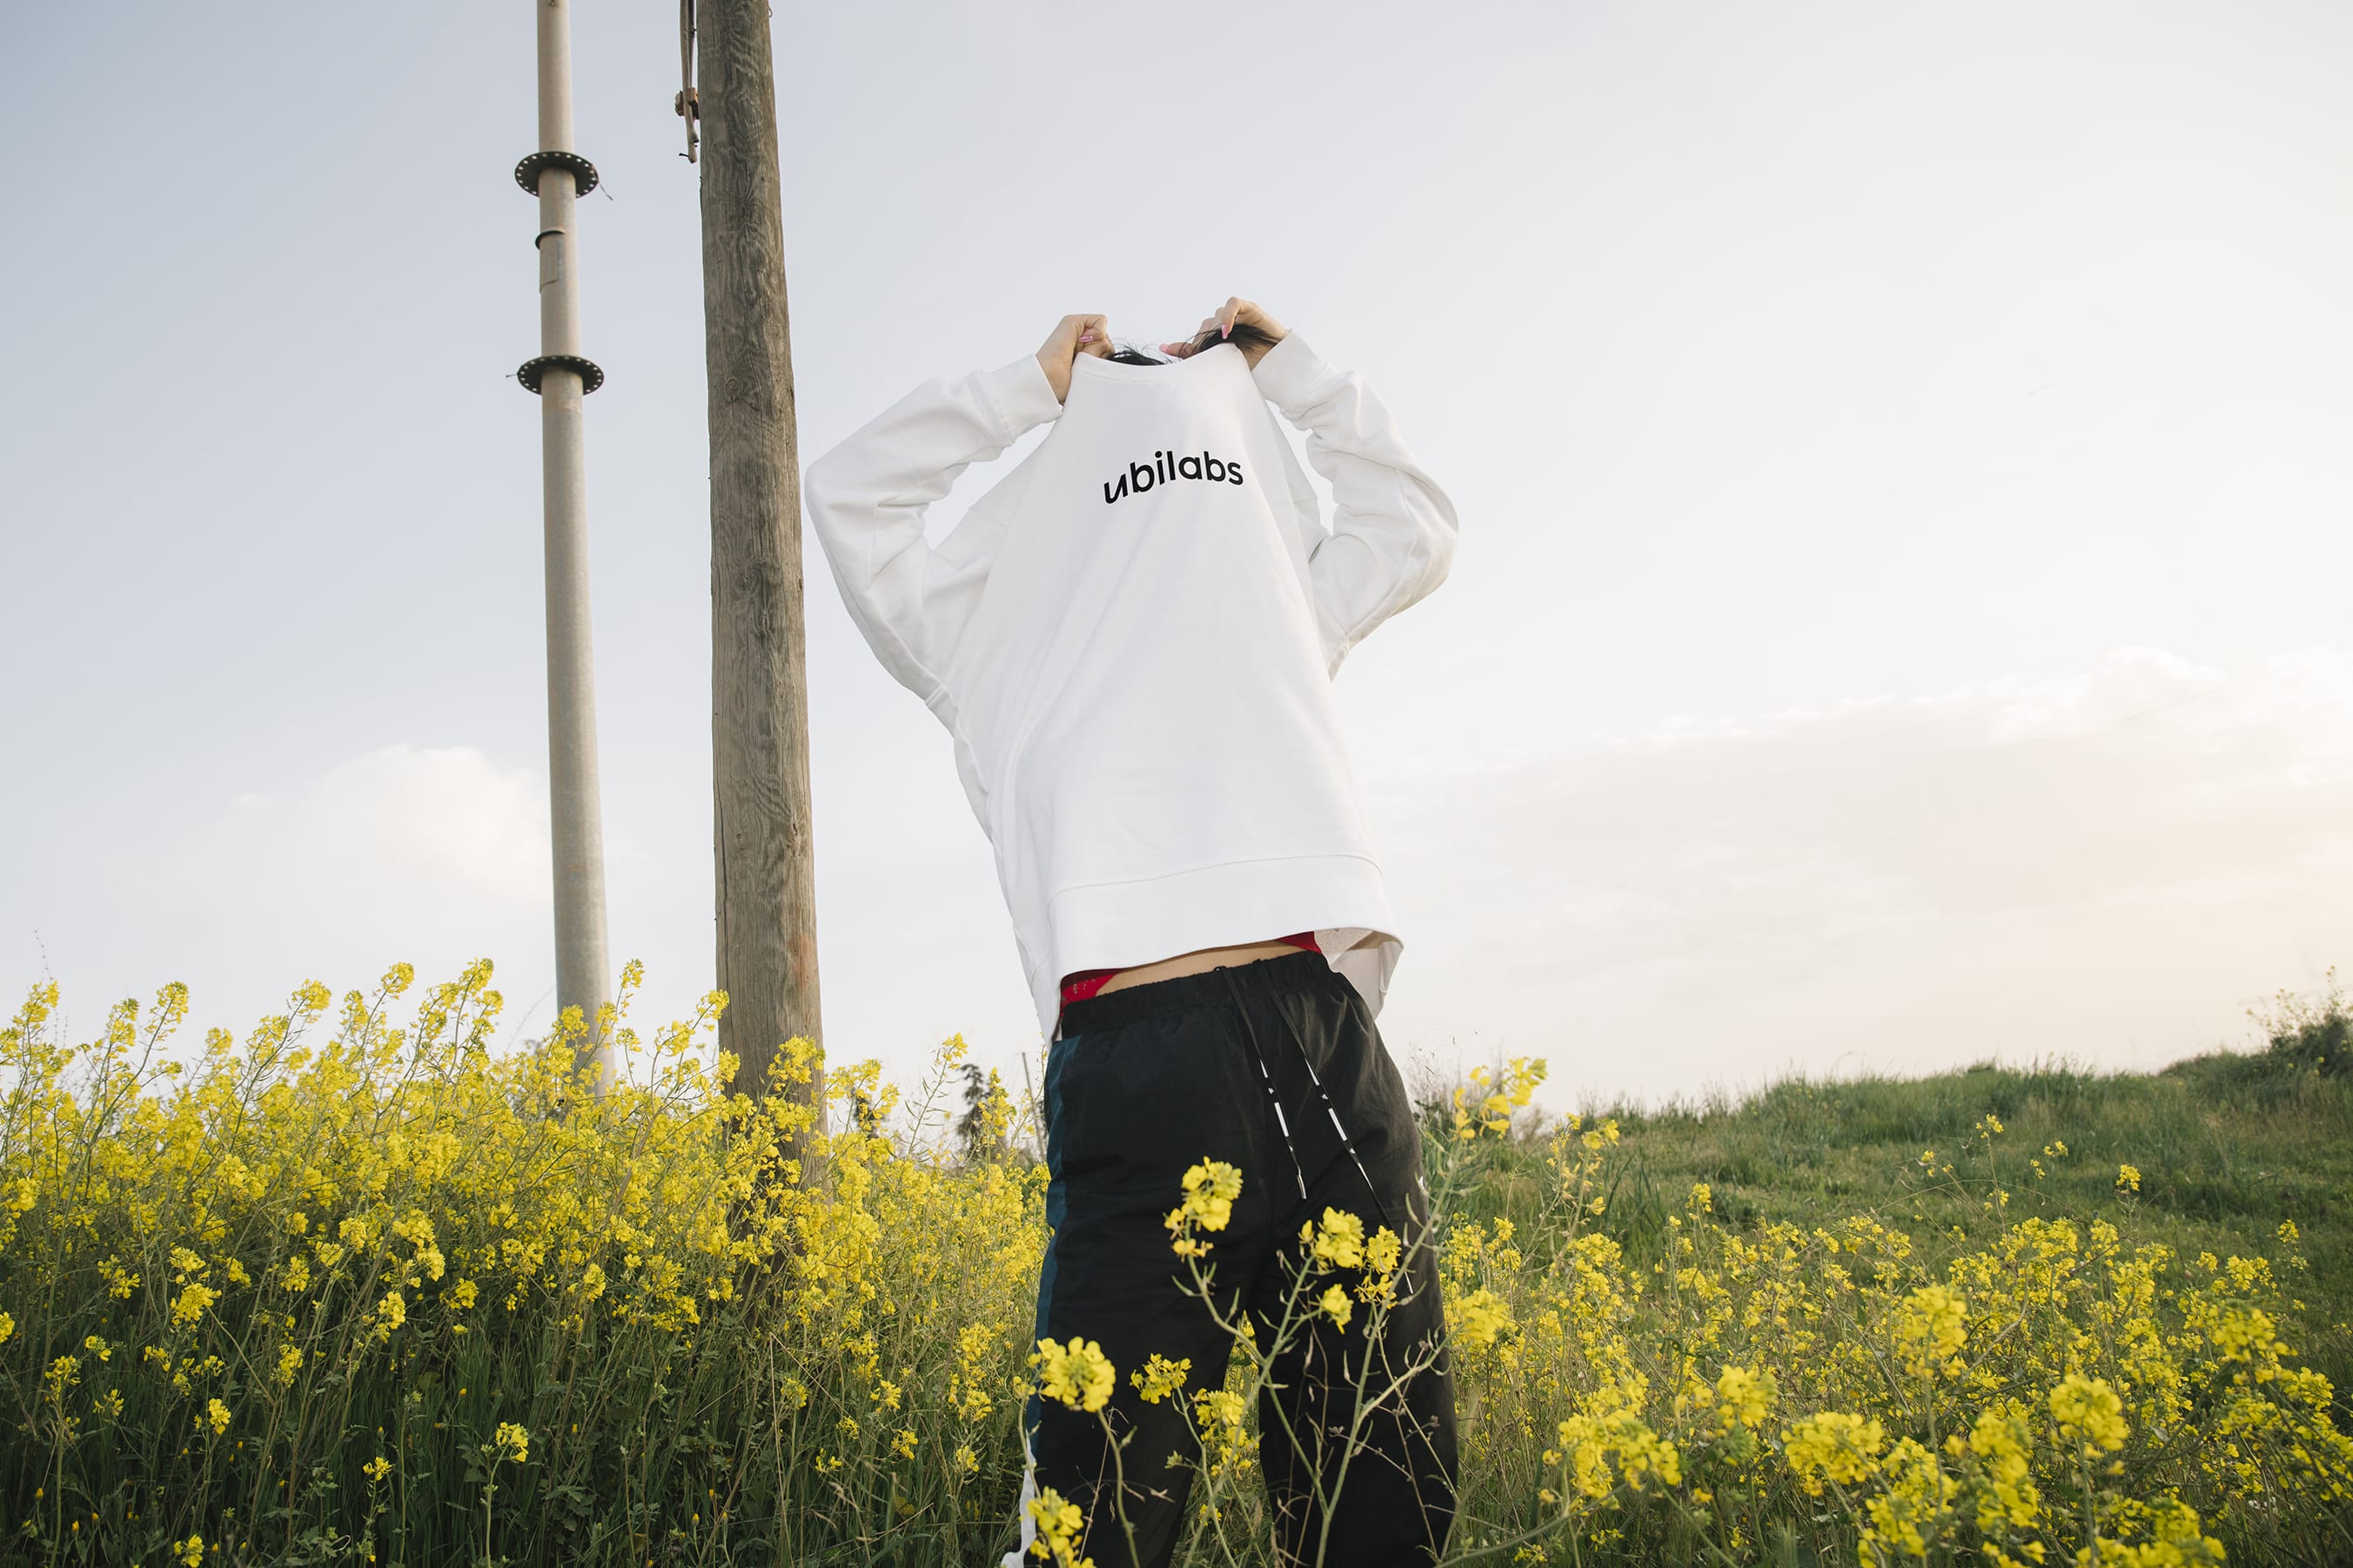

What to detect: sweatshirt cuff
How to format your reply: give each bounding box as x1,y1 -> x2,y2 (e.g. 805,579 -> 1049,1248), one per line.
1250,332 -> 1344,416
981,354 -> 1065,439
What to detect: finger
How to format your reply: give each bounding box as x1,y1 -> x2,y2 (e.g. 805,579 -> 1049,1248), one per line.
1220,298 -> 1250,337
1159,339 -> 1194,358
1056,312 -> 1108,362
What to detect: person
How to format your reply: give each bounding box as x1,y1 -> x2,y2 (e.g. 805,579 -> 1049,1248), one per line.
805,298 -> 1458,1567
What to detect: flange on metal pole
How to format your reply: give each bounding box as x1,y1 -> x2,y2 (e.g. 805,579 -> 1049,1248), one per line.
516,0 -> 614,1086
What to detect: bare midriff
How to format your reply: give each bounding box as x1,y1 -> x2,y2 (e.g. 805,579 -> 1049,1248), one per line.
1091,939 -> 1310,997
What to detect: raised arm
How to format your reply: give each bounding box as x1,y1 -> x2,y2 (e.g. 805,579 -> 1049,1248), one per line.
1250,332 -> 1458,665
802,353 -> 1064,704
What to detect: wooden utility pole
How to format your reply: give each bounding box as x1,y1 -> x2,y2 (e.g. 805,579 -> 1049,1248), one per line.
688,0 -> 825,1111
517,0 -> 613,1085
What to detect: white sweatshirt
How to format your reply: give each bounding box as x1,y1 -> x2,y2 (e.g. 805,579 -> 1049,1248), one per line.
804,334 -> 1455,1034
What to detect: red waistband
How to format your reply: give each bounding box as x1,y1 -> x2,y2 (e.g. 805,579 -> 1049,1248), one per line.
1059,933 -> 1321,1008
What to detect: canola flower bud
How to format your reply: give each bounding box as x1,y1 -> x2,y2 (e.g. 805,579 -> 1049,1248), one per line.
1130,1354 -> 1191,1404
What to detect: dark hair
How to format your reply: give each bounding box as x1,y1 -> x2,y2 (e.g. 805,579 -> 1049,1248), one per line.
1104,320 -> 1285,367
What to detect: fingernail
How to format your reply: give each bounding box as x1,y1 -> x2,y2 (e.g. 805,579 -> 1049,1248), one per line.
1079,332 -> 1095,343
1221,323 -> 1231,338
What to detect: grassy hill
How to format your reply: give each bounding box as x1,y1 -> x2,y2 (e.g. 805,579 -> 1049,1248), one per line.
1448,982 -> 2353,1425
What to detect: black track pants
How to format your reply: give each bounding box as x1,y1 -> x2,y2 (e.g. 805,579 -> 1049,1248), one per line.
1021,950 -> 1457,1568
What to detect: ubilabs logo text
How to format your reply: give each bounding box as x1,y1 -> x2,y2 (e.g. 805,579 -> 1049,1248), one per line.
1103,449 -> 1245,505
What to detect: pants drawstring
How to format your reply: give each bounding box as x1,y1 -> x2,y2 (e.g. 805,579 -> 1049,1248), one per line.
1218,962 -> 1395,1233
1284,1005 -> 1399,1236
1218,965 -> 1310,1202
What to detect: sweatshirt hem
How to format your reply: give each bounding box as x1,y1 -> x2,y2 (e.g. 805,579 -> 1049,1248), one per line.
1030,853 -> 1398,1030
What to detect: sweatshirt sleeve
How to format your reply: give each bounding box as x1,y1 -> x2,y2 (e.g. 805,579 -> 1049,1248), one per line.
1250,333 -> 1458,662
803,355 -> 1064,704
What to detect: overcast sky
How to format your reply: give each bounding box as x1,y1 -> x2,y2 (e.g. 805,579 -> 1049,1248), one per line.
3,2 -> 2349,1106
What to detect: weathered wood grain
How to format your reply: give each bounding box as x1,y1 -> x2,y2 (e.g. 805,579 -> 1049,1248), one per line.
697,0 -> 824,1124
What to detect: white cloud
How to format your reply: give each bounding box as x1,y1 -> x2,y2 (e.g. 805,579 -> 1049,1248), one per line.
191,744 -> 550,911
1371,647 -> 2353,1102
96,745 -> 566,1039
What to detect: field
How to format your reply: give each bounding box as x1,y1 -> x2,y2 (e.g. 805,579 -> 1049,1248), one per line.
2,963 -> 2349,1566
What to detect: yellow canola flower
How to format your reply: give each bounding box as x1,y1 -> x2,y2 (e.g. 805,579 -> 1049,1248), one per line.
1166,1160 -> 1243,1254
2048,1373 -> 2128,1457
1304,1207 -> 1366,1270
1448,1288 -> 1515,1352
1177,1161 -> 1240,1229
1862,1437 -> 1959,1558
1891,1283 -> 1968,1380
1032,1337 -> 1115,1414
1318,1284 -> 1355,1330
1552,1406 -> 1681,1497
1961,1407 -> 2041,1531
1713,1364 -> 1775,1432
1025,1485 -> 1094,1568
493,1422 -> 530,1464
2076,1498 -> 2227,1567
2116,1163 -> 2142,1194
1783,1411 -> 1887,1496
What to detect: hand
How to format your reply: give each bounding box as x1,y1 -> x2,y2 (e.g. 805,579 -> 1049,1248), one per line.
1160,297 -> 1289,369
1036,313 -> 1112,402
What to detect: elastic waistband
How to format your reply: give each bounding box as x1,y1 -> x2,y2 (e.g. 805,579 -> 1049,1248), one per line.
1056,948 -> 1337,1035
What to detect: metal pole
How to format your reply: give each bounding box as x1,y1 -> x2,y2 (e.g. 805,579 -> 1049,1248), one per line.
694,0 -> 825,1117
517,0 -> 613,1084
